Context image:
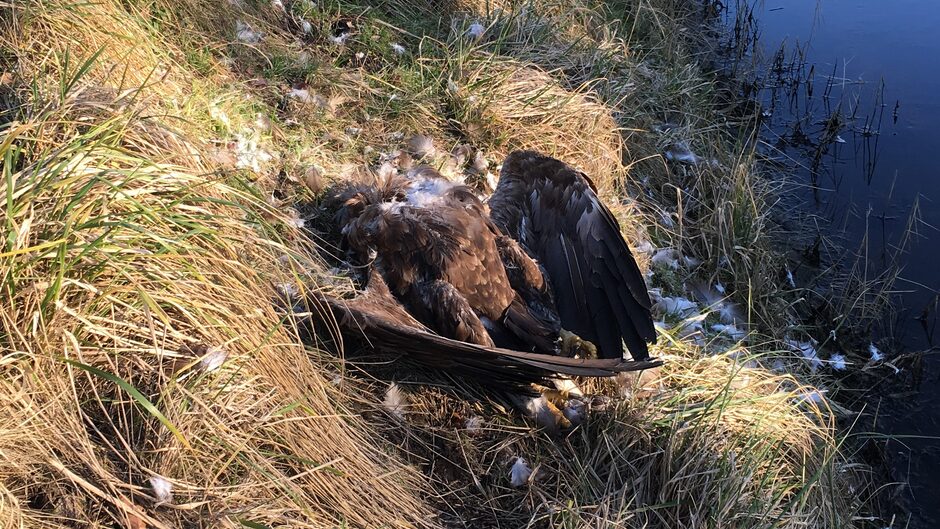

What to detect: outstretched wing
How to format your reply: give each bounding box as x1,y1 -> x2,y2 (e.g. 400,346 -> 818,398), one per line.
488,150 -> 656,360
311,271 -> 660,389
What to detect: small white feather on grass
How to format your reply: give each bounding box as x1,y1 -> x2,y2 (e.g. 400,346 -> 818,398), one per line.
464,416 -> 483,433
149,475 -> 173,504
200,347 -> 228,373
383,383 -> 408,418
235,21 -> 262,44
467,22 -> 485,40
795,388 -> 827,406
654,296 -> 698,317
406,134 -> 436,158
234,131 -> 273,173
712,323 -> 745,340
829,353 -> 847,371
787,339 -> 822,372
508,457 -> 532,488
651,248 -> 679,269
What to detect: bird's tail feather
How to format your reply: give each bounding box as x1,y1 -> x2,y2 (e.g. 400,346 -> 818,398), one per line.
313,291 -> 661,388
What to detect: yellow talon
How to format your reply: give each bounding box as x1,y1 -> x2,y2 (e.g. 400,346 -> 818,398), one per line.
559,329 -> 598,359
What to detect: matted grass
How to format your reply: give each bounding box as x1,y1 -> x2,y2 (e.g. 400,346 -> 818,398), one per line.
1,0 -> 875,527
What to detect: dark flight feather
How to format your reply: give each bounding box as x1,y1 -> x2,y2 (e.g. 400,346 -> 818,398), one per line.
489,150 -> 656,360
314,271 -> 661,389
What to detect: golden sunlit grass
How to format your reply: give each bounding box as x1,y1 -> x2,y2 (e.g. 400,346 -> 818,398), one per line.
0,0 -> 872,527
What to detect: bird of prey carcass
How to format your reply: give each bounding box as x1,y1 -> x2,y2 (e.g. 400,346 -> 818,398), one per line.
312,150 -> 659,422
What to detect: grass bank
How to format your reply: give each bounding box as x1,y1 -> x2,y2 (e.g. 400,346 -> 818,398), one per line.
1,0 -> 877,527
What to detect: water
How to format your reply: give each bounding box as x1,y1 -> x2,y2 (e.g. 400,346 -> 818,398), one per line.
734,1 -> 940,526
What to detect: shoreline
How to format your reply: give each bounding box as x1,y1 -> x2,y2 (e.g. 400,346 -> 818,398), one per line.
0,1 -> 882,527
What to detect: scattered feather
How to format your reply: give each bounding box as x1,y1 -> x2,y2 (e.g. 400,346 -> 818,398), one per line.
383,383 -> 408,418
300,19 -> 312,34
470,150 -> 489,173
651,248 -> 679,269
234,131 -> 273,172
330,33 -> 350,45
869,343 -> 884,361
235,21 -> 262,44
524,395 -> 554,429
254,113 -> 272,133
716,302 -> 743,324
664,141 -> 703,165
634,239 -> 655,255
375,161 -> 397,182
467,22 -> 486,39
390,42 -> 406,55
562,399 -> 586,425
787,339 -> 821,371
274,282 -> 300,299
646,287 -> 663,302
451,144 -> 472,167
149,476 -> 173,504
795,388 -> 827,405
659,211 -> 675,228
677,314 -> 706,342
683,255 -> 702,268
464,416 -> 483,433
509,457 -> 532,487
484,172 -> 498,191
829,354 -> 847,371
714,282 -> 726,294
200,347 -> 228,373
288,88 -> 315,104
406,134 -> 436,158
284,211 -> 305,229
785,265 -> 796,288
654,296 -> 698,317
712,323 -> 745,340
209,105 -> 231,128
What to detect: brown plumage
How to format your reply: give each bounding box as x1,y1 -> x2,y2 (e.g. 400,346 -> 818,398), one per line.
315,150 -> 658,387
490,151 -> 657,359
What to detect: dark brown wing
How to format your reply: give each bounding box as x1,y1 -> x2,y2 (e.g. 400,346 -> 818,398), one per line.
311,272 -> 661,389
488,150 -> 656,360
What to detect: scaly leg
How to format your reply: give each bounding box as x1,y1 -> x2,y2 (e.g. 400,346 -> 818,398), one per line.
559,329 -> 598,359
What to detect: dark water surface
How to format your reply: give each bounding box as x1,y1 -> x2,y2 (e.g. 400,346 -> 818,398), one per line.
740,1 -> 940,526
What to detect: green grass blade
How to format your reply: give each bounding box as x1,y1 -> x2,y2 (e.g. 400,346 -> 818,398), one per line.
61,358 -> 192,449
234,519 -> 272,529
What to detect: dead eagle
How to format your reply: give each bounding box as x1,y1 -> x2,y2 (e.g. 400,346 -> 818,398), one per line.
314,150 -> 659,390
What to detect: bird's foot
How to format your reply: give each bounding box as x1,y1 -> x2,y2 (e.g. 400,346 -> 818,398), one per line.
518,392 -> 571,432
559,329 -> 598,359
531,378 -> 588,428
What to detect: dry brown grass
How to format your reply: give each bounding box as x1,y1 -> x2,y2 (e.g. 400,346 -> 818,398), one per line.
0,0 -> 870,527
0,3 -> 437,526
449,60 -> 625,186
